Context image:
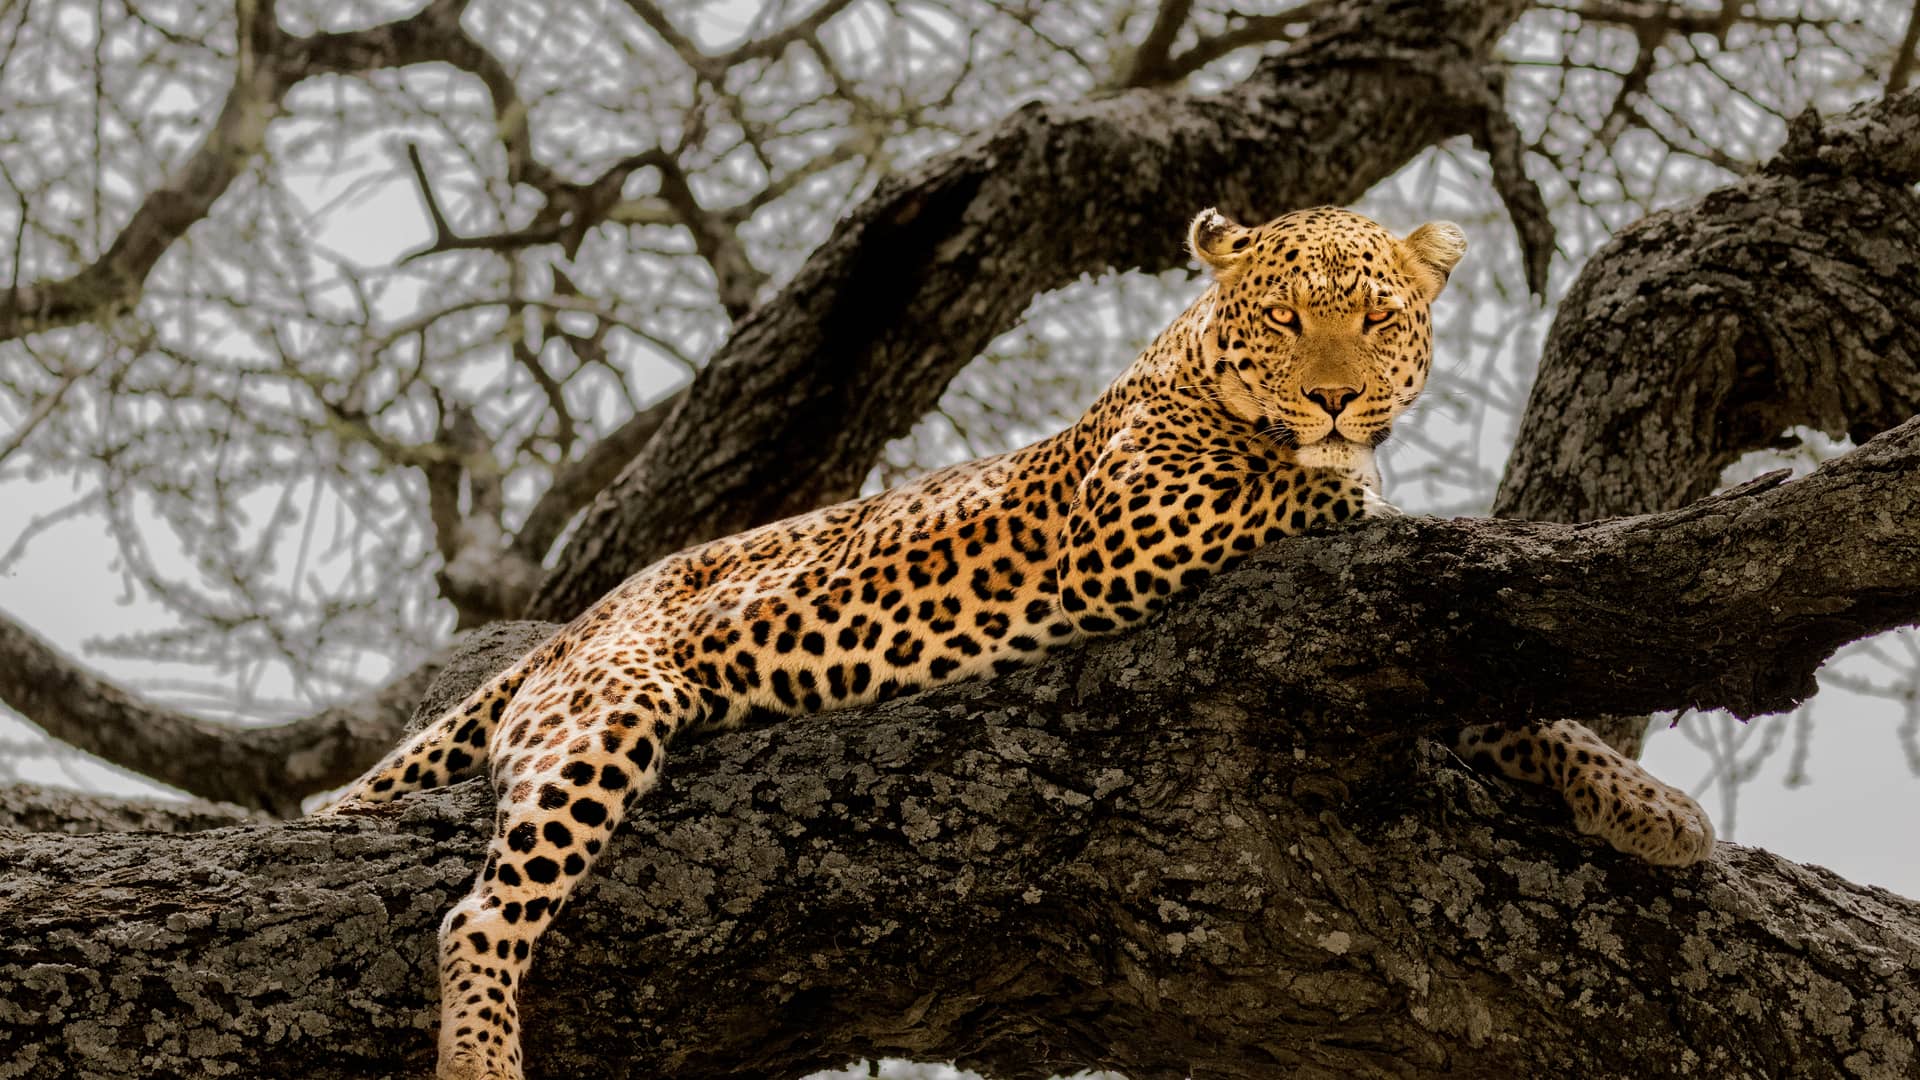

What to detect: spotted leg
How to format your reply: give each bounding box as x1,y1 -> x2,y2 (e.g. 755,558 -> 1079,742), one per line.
435,664 -> 687,1080
321,665 -> 529,812
1456,719 -> 1715,866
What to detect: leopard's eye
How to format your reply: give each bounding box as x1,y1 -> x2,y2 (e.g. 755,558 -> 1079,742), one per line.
1364,309 -> 1394,325
1266,307 -> 1299,331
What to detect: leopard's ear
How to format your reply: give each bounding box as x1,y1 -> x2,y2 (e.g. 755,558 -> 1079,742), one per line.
1189,207 -> 1253,282
1400,221 -> 1467,300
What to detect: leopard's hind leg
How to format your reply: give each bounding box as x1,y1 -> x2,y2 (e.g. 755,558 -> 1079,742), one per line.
433,659 -> 690,1080
323,660 -> 533,811
1457,719 -> 1715,867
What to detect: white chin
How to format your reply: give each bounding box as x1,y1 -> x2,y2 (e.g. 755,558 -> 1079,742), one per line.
1294,437 -> 1375,473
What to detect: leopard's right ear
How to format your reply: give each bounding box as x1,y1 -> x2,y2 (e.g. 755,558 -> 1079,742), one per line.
1399,221 -> 1468,300
1189,208 -> 1252,282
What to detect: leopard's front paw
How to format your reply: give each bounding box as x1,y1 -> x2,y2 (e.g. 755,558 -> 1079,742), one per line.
1564,769 -> 1716,867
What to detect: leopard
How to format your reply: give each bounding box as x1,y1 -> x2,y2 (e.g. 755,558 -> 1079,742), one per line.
325,205 -> 1716,1080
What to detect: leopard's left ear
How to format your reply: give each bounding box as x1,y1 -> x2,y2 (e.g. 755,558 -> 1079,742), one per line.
1189,207 -> 1253,282
1400,221 -> 1467,300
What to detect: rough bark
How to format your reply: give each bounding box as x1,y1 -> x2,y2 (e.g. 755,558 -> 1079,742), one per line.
8,417 -> 1920,1080
1490,87 -> 1920,753
1495,88 -> 1920,524
0,784 -> 267,833
526,0 -> 1543,619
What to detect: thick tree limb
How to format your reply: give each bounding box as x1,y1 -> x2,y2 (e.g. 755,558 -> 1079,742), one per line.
1489,88 -> 1920,752
1496,87 -> 1920,524
7,417 -> 1920,1079
526,0 -> 1537,619
0,783 -> 267,833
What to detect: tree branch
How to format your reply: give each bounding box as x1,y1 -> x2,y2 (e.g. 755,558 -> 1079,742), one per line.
1497,87 -> 1920,525
617,0 -> 860,77
432,390 -> 688,626
0,0 -> 482,342
1117,0 -> 1195,87
511,389 -> 685,566
1893,0 -> 1920,91
8,418 -> 1920,1078
527,0 -> 1537,620
1452,65 -> 1555,296
0,612 -> 495,816
1492,86 -> 1920,752
0,783 -> 268,833
1142,4 -> 1333,86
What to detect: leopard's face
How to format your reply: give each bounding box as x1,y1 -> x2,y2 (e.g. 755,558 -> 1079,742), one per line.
1187,206 -> 1465,467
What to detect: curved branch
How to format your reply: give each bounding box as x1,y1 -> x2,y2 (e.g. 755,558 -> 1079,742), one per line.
1496,88 -> 1920,524
1492,87 -> 1920,754
7,419 -> 1920,1078
1117,0 -> 1195,87
527,0 -> 1537,620
511,389 -> 685,565
0,0 -> 282,338
0,611 -> 477,816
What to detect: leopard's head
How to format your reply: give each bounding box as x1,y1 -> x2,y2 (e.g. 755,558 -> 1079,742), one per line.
1188,205 -> 1465,467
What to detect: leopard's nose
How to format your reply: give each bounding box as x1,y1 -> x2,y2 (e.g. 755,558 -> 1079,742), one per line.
1304,384 -> 1360,418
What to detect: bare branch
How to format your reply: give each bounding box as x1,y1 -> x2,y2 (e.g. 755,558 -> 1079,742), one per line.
0,0 -> 481,341
1117,0 -> 1194,87
639,148 -> 767,319
1569,0 -> 1857,38
1454,67 -> 1557,296
618,0 -> 860,77
0,608 -> 467,816
511,389 -> 685,567
398,145 -> 763,312
1893,1 -> 1920,91
1154,4 -> 1330,84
